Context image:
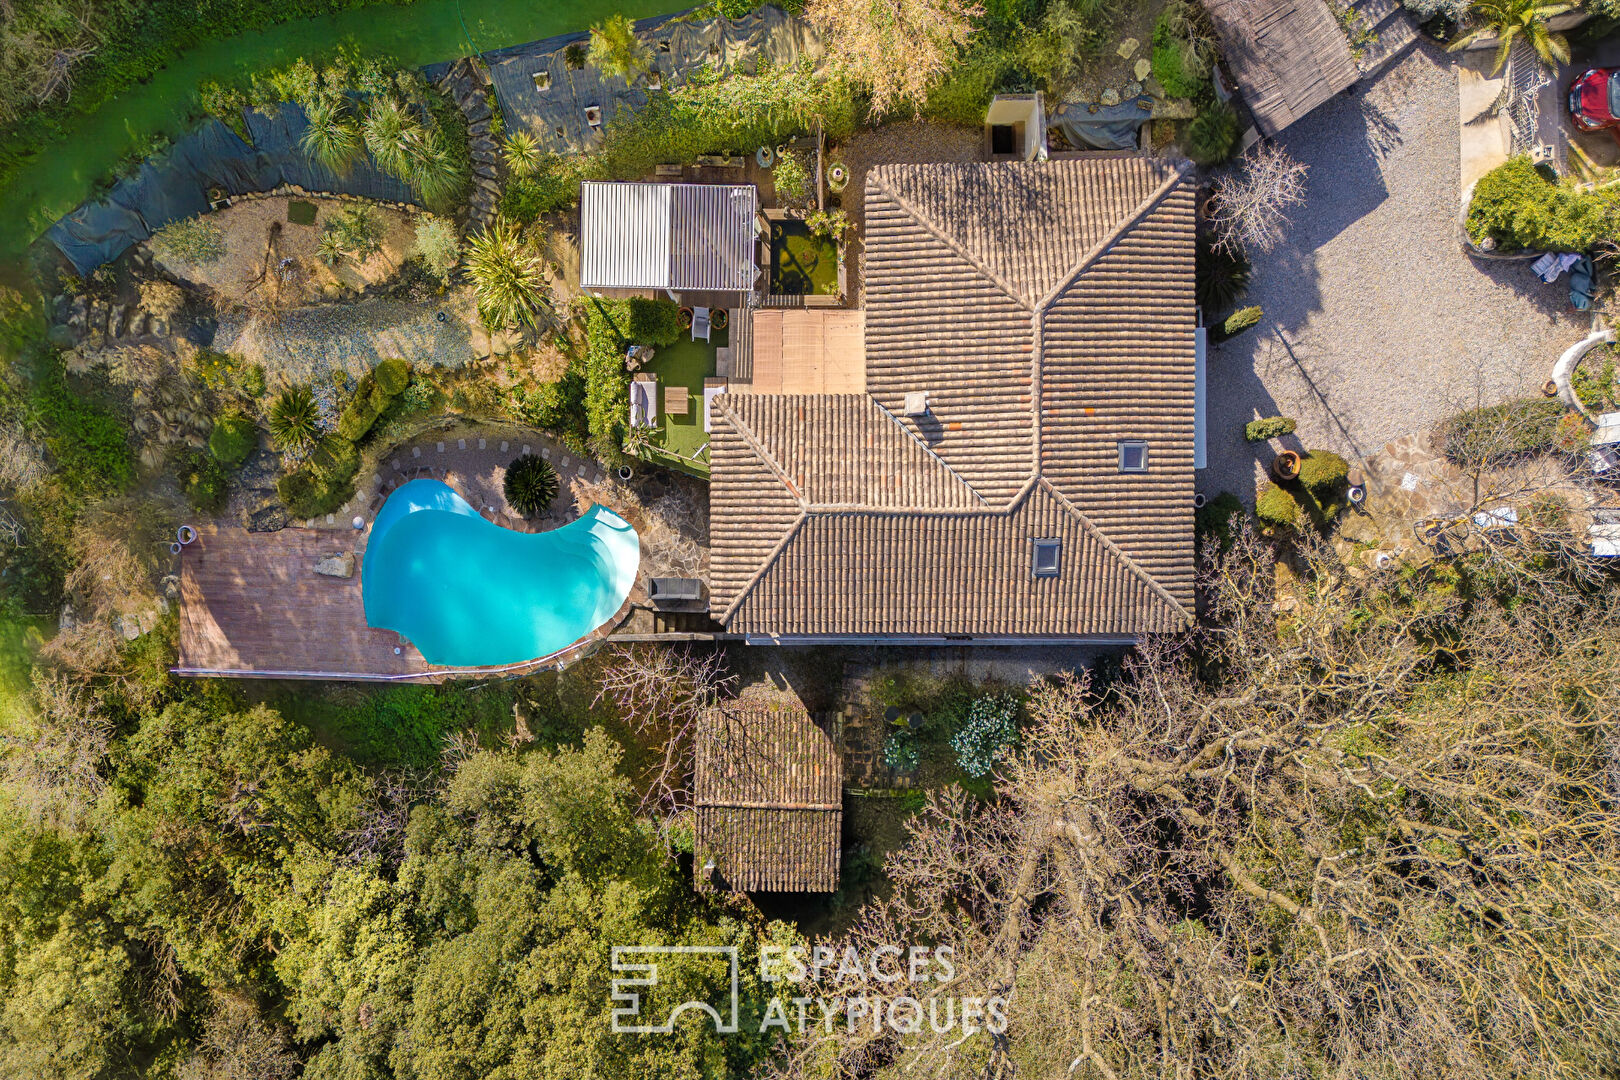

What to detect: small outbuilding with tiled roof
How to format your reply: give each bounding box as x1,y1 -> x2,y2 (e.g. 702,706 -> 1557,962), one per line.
707,157 -> 1202,644
694,699 -> 842,893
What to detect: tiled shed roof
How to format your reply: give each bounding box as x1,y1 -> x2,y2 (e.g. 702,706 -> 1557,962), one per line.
694,699 -> 842,893
708,158 -> 1199,639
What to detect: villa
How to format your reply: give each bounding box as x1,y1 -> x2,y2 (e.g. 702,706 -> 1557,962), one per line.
705,157 -> 1204,645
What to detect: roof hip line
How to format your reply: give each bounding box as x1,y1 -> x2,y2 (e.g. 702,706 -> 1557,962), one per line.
1039,477 -> 1193,625
870,172 -> 1032,313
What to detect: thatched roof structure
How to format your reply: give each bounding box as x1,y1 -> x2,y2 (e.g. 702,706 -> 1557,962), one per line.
694,700 -> 842,893
1204,0 -> 1359,136
708,159 -> 1199,641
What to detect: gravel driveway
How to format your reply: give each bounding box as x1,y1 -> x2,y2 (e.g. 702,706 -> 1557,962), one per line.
1203,43 -> 1590,502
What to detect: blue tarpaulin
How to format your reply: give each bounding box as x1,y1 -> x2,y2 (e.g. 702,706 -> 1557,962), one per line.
47,101 -> 419,276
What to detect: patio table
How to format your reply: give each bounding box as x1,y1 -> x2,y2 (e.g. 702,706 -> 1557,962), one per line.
665,385 -> 690,416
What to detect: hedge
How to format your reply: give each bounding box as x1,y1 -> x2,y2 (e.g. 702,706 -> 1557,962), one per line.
1244,416 -> 1296,442
1466,155 -> 1620,252
1438,397 -> 1568,467
374,358 -> 411,397
337,361 -> 412,442
277,435 -> 359,518
582,297 -> 683,462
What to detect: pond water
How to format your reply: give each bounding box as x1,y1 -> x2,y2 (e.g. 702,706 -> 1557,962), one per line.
769,218 -> 839,296
0,0 -> 677,260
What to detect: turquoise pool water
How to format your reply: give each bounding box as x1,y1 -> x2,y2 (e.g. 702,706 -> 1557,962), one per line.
361,479 -> 639,667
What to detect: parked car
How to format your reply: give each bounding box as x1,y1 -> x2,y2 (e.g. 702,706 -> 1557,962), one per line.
1568,67 -> 1620,134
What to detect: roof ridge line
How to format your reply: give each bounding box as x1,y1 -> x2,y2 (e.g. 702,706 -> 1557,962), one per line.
1038,478 -> 1193,626
1030,162 -> 1191,315
715,399 -> 805,507
870,170 -> 1032,313
717,511 -> 808,625
869,398 -> 989,509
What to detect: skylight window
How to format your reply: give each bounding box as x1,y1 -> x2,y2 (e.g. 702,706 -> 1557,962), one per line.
1118,441 -> 1149,473
1031,538 -> 1061,578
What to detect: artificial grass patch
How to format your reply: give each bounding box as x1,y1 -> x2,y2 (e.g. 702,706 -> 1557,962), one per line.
287,199 -> 318,226
644,328 -> 725,464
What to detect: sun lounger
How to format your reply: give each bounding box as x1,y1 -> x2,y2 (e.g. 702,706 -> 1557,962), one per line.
692,305 -> 712,342
629,373 -> 658,428
703,377 -> 727,432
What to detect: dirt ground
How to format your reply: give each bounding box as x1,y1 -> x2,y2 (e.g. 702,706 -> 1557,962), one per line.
148,195 -> 429,306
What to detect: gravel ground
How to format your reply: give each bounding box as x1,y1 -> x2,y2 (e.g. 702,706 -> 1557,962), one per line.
1203,44 -> 1589,503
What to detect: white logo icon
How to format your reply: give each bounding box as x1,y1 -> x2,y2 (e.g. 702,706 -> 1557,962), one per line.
610,945 -> 740,1034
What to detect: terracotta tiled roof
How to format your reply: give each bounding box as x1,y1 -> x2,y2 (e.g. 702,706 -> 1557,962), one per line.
708,158 -> 1199,638
693,699 -> 842,893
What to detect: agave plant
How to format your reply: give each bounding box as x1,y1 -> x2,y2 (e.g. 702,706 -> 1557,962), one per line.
503,131 -> 542,177
300,96 -> 362,175
588,13 -> 652,82
504,453 -> 560,516
1447,0 -> 1571,74
464,221 -> 553,332
268,386 -> 321,455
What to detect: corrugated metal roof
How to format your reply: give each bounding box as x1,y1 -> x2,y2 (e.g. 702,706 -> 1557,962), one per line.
671,183 -> 758,291
580,181 -> 757,292
579,181 -> 672,290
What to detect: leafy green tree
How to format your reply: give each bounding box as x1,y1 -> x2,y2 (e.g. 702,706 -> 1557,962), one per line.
588,13 -> 653,82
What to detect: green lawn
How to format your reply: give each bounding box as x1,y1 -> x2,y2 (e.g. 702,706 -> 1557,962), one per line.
0,0 -> 681,259
0,616 -> 49,734
643,326 -> 724,472
770,219 -> 838,296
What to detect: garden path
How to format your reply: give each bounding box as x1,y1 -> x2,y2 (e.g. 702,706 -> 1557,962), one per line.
1202,43 -> 1591,503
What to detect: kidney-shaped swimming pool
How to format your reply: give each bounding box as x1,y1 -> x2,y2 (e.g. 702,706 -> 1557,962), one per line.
361,479 -> 640,667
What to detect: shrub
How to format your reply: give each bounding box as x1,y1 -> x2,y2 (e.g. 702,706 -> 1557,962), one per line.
504,454 -> 560,516
208,413 -> 257,466
1196,235 -> 1250,313
1553,411 -> 1591,454
268,386 -> 321,454
1255,483 -> 1300,528
1297,450 -> 1348,495
336,396 -> 380,441
882,733 -> 920,773
1438,397 -> 1568,467
412,218 -> 461,281
308,435 -> 359,482
278,436 -> 358,518
1187,102 -> 1240,165
518,368 -> 588,437
1466,155 -> 1620,252
320,204 -> 385,264
179,452 -> 230,511
1195,491 -> 1245,552
499,168 -> 582,223
373,357 -> 411,397
26,361 -> 134,495
773,149 -> 813,207
1244,415 -> 1296,442
1151,10 -> 1211,99
1217,305 -> 1262,341
152,216 -> 226,265
465,221 -> 553,332
624,296 -> 683,346
951,693 -> 1020,778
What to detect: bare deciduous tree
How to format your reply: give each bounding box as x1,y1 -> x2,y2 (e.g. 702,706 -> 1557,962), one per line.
780,524 -> 1620,1080
177,994 -> 299,1080
0,670 -> 112,832
808,0 -> 983,118
1210,143 -> 1309,254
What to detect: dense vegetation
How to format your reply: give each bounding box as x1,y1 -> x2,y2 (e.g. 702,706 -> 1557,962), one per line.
1467,154 -> 1620,252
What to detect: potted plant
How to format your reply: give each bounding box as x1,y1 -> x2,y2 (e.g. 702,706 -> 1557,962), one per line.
712,308 -> 728,330
1271,450 -> 1301,481
828,162 -> 849,192
678,306 -> 694,329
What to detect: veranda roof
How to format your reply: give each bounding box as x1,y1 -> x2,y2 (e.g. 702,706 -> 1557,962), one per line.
580,181 -> 758,293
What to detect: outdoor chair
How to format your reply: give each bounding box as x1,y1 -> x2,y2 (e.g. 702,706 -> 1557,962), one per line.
692,306 -> 712,342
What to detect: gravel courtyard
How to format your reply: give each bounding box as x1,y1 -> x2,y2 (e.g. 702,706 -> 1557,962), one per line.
1203,43 -> 1590,501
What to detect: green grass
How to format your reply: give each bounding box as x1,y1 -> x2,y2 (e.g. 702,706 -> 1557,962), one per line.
0,0 -> 682,260
769,220 -> 838,296
0,617 -> 49,734
643,326 -> 723,469
287,199 -> 318,225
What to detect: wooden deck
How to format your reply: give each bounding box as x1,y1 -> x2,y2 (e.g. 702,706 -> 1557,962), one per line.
736,309 -> 865,395
175,524 -> 620,682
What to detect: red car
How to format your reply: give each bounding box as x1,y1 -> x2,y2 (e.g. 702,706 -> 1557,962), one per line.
1569,67 -> 1620,134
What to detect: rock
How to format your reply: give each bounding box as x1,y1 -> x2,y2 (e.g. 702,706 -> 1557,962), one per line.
1135,58 -> 1152,81
1125,81 -> 1143,97
314,552 -> 355,578
1117,37 -> 1139,59
245,505 -> 289,533
1100,88 -> 1121,106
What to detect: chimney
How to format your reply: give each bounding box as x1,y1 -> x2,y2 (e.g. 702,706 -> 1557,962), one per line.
904,391 -> 930,418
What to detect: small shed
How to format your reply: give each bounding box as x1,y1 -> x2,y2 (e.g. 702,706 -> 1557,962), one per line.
1203,0 -> 1358,137
693,699 -> 842,893
580,181 -> 759,297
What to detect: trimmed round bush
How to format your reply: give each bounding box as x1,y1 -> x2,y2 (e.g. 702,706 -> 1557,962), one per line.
1256,483 -> 1300,528
1244,416 -> 1297,443
504,454 -> 560,516
374,357 -> 412,397
208,413 -> 257,466
1298,450 -> 1349,495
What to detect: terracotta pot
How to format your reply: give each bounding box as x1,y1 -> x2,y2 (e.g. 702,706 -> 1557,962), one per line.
678,306 -> 693,328
1543,379 -> 1559,397
1271,450 -> 1301,481
712,308 -> 728,330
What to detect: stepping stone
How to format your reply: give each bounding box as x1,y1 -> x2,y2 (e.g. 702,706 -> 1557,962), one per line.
325,514 -> 335,525
541,447 -> 551,459
1134,58 -> 1151,81
411,447 -> 421,458
1117,37 -> 1139,59
436,441 -> 445,453
457,439 -> 466,450
478,438 -> 486,450
500,441 -> 509,452
522,444 -> 532,455
561,456 -> 571,468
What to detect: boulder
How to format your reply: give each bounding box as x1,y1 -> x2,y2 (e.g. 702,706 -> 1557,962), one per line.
1099,88 -> 1121,106
244,504 -> 289,533
1135,58 -> 1152,81
314,552 -> 355,578
1117,37 -> 1139,59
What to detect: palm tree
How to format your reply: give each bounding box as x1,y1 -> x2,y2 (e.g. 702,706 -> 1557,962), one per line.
503,454 -> 560,516
588,14 -> 652,82
503,131 -> 542,177
464,221 -> 553,332
1447,0 -> 1572,74
268,386 -> 321,455
362,95 -> 421,178
300,96 -> 362,175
